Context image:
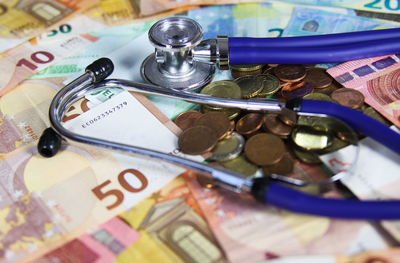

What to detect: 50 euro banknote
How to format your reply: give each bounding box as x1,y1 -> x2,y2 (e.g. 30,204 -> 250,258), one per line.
0,0 -> 99,53
0,89 -> 202,262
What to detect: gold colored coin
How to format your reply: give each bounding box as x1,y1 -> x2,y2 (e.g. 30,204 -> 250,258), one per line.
174,110 -> 202,131
320,135 -> 349,154
194,111 -> 231,140
201,105 -> 241,120
221,154 -> 258,177
230,64 -> 264,72
200,80 -> 242,99
262,153 -> 294,175
330,88 -> 365,109
256,74 -> 281,97
263,113 -> 293,137
208,132 -> 245,162
244,133 -> 285,166
178,125 -> 217,155
291,126 -> 332,151
235,113 -> 264,137
234,75 -> 264,98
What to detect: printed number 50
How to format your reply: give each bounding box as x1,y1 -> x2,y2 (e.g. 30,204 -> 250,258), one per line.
92,169 -> 148,210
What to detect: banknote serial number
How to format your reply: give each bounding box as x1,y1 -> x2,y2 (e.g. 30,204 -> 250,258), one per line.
81,101 -> 128,128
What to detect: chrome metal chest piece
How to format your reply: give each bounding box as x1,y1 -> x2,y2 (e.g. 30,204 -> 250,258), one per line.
141,17 -> 216,91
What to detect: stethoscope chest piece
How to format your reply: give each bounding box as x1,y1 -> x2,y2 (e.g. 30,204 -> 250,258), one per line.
141,17 -> 215,91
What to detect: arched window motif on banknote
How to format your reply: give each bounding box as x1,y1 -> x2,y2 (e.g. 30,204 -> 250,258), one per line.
31,3 -> 61,22
166,220 -> 223,263
367,68 -> 400,106
302,20 -> 319,32
16,0 -> 72,24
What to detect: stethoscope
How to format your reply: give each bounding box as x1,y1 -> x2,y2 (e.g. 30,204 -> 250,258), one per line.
38,17 -> 400,220
141,17 -> 400,90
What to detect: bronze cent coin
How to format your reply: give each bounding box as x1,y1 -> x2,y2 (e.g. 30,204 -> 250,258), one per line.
194,111 -> 231,140
262,153 -> 294,175
236,113 -> 264,136
330,88 -> 365,109
174,110 -> 202,131
178,125 -> 217,155
244,133 -> 285,166
274,64 -> 306,83
278,108 -> 297,127
263,113 -> 293,137
305,68 -> 333,89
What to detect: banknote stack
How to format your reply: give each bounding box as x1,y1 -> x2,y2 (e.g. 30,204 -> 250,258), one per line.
1,1 -> 400,263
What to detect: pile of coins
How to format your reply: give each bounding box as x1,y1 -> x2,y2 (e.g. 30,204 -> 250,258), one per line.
173,64 -> 391,178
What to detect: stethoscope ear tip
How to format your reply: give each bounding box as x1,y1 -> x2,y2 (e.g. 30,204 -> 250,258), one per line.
37,128 -> 62,158
85,57 -> 114,83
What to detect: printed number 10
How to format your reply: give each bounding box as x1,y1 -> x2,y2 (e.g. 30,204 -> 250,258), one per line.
92,169 -> 149,210
16,51 -> 54,71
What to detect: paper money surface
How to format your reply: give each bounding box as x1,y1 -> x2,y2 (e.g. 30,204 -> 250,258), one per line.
33,175 -> 226,263
0,89 -> 203,262
267,248 -> 400,263
322,135 -> 400,244
283,6 -> 399,37
183,172 -> 389,263
327,55 -> 400,128
0,0 -> 98,53
275,0 -> 400,14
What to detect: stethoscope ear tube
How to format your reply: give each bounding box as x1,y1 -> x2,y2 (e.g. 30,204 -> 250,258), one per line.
296,99 -> 400,155
229,27 -> 400,48
251,177 -> 400,220
229,37 -> 400,64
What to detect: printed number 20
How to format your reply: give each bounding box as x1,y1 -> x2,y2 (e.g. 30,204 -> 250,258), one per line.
365,0 -> 400,11
91,169 -> 148,210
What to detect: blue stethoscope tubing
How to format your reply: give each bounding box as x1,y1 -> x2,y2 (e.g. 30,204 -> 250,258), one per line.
254,178 -> 400,220
228,27 -> 400,64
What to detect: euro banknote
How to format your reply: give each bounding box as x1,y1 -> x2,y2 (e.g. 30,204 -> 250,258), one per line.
321,133 -> 400,243
134,0 -> 400,15
275,0 -> 400,14
268,249 -> 400,263
0,0 -> 98,53
283,6 -> 400,37
33,175 -> 226,263
184,171 -> 390,263
327,55 -> 400,128
0,87 -> 205,262
0,1 -> 196,97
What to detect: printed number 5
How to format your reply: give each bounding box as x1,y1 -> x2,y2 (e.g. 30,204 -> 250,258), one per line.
91,169 -> 148,210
